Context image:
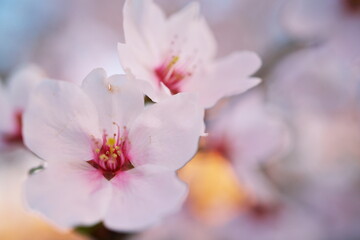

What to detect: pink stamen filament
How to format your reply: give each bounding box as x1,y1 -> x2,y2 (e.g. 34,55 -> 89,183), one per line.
155,56 -> 191,95
88,124 -> 133,180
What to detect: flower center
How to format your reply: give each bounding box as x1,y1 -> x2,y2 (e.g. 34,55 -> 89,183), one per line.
3,111 -> 23,144
88,124 -> 133,180
154,56 -> 192,95
343,0 -> 360,14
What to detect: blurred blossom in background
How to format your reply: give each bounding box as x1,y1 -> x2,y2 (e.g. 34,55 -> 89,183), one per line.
1,0 -> 360,240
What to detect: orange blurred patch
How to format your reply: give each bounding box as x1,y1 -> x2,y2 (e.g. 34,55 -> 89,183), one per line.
0,159 -> 87,240
179,151 -> 248,225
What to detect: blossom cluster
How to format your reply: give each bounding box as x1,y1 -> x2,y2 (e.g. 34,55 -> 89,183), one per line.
0,0 -> 263,233
2,0 -> 359,239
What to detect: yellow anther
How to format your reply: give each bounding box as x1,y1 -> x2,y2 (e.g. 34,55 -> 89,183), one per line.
107,83 -> 113,92
100,154 -> 108,160
95,148 -> 100,153
167,56 -> 179,70
112,153 -> 117,158
107,138 -> 116,146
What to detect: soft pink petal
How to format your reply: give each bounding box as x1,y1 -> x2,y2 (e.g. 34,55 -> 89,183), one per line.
168,3 -> 216,64
122,0 -> 166,66
183,51 -> 262,108
209,91 -> 289,201
281,0 -> 339,40
129,93 -> 204,170
211,91 -> 288,164
167,2 -> 200,36
8,64 -> 46,111
81,68 -> 144,132
23,80 -> 101,162
104,165 -> 187,231
118,43 -> 172,103
25,161 -> 111,229
167,2 -> 216,61
120,0 -> 169,101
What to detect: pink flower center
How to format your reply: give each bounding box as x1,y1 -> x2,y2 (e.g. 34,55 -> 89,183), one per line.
343,0 -> 360,14
87,124 -> 133,180
154,56 -> 192,94
3,111 -> 23,145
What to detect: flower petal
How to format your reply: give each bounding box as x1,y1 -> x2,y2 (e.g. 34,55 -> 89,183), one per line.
23,80 -> 101,162
168,3 -> 217,63
281,0 -> 338,40
104,165 -> 187,231
81,68 -> 144,132
25,162 -> 111,229
122,0 -> 166,66
128,93 -> 204,170
183,51 -> 262,108
8,64 -> 46,111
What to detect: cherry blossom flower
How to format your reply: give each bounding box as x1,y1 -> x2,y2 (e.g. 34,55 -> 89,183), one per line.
268,45 -> 360,115
206,91 -> 289,202
23,68 -> 204,231
0,65 -> 45,149
282,0 -> 360,41
118,0 -> 262,108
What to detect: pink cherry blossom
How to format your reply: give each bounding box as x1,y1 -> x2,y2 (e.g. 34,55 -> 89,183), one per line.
118,0 -> 262,108
0,65 -> 45,149
23,68 -> 204,231
282,0 -> 360,41
206,91 -> 289,201
268,44 -> 360,115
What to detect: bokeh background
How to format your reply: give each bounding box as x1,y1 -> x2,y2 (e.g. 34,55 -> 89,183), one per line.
1,0 -> 360,239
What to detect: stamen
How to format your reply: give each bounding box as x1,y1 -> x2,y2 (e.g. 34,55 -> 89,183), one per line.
87,124 -> 134,180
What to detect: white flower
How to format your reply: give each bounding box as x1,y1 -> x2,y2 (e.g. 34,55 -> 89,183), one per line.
118,0 -> 261,108
23,68 -> 204,231
0,65 -> 45,149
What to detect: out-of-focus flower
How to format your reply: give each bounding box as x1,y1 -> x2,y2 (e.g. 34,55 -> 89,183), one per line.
0,65 -> 45,149
268,45 -> 360,115
179,151 -> 248,225
156,0 -> 289,61
23,68 -> 204,231
178,91 -> 288,226
276,111 -> 360,239
118,0 -> 261,108
222,200 -> 324,240
282,0 -> 360,41
206,91 -> 289,202
34,6 -> 122,83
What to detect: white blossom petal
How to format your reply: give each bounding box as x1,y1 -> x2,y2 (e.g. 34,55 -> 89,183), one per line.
25,162 -> 111,229
168,3 -> 216,64
183,51 -> 262,108
129,93 -> 204,170
122,0 -> 166,66
8,64 -> 46,111
104,165 -> 187,231
81,68 -> 144,132
23,80 -> 101,162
